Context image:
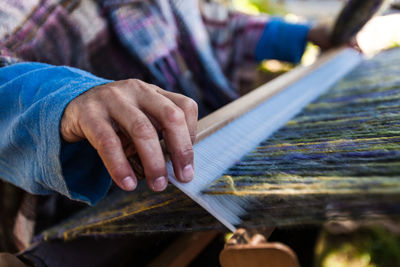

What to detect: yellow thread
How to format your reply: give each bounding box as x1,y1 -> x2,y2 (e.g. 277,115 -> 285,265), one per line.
62,199 -> 174,240
221,175 -> 237,192
208,188 -> 400,196
260,135 -> 400,148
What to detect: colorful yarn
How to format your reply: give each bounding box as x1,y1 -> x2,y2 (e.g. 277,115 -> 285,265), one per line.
38,48 -> 400,241
205,48 -> 400,226
37,185 -> 219,241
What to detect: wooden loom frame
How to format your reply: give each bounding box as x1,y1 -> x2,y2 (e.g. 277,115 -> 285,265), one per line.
16,47 -> 356,267
149,47 -> 355,267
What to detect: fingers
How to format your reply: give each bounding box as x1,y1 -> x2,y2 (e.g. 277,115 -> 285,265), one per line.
156,89 -> 199,144
108,101 -> 168,192
79,114 -> 137,191
137,88 -> 197,183
63,79 -> 199,193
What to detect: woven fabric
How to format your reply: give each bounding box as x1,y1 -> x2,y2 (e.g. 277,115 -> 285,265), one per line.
205,47 -> 400,226
36,48 -> 400,242
36,185 -> 219,242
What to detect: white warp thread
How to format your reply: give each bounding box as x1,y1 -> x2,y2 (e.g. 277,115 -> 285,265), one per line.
167,49 -> 363,232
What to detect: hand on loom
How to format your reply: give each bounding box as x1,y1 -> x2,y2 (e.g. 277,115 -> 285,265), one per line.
60,79 -> 198,192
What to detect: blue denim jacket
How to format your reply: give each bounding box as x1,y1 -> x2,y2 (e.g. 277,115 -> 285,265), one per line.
0,63 -> 112,205
0,20 -> 309,205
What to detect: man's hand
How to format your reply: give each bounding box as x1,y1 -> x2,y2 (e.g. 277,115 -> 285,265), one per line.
60,79 -> 198,192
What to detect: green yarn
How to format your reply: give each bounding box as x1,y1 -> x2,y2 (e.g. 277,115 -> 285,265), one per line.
37,48 -> 400,241
205,48 -> 400,227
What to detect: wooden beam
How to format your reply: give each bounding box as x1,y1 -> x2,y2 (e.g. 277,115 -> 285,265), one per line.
220,242 -> 300,267
196,48 -> 346,142
220,228 -> 299,267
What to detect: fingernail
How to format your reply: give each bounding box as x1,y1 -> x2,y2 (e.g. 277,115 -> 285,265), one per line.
182,164 -> 194,182
153,176 -> 167,191
121,176 -> 136,191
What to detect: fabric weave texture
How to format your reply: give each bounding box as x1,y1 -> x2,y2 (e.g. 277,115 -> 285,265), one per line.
38,48 -> 400,242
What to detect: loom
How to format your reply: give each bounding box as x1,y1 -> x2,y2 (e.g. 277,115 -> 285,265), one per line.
22,1 -> 400,265
18,46 -> 399,266
51,45 -> 400,231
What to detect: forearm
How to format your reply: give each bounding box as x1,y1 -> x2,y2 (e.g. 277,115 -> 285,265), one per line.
0,62 -> 112,204
0,61 -> 199,204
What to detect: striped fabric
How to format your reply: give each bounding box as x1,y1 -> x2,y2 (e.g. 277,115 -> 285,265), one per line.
206,47 -> 400,226
37,48 -> 400,241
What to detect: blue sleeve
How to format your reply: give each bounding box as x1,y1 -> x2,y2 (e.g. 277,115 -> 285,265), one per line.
0,62 -> 113,205
255,18 -> 311,63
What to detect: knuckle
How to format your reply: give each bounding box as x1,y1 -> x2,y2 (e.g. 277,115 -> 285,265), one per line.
82,101 -> 100,115
96,84 -> 122,101
164,105 -> 185,124
175,146 -> 194,160
127,78 -> 140,87
128,79 -> 152,92
77,112 -> 98,130
181,98 -> 198,116
97,133 -> 120,152
104,86 -> 123,99
130,120 -> 155,140
145,162 -> 165,177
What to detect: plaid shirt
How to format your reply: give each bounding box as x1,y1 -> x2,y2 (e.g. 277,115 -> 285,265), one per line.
0,0 -> 270,114
0,0 -> 310,252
